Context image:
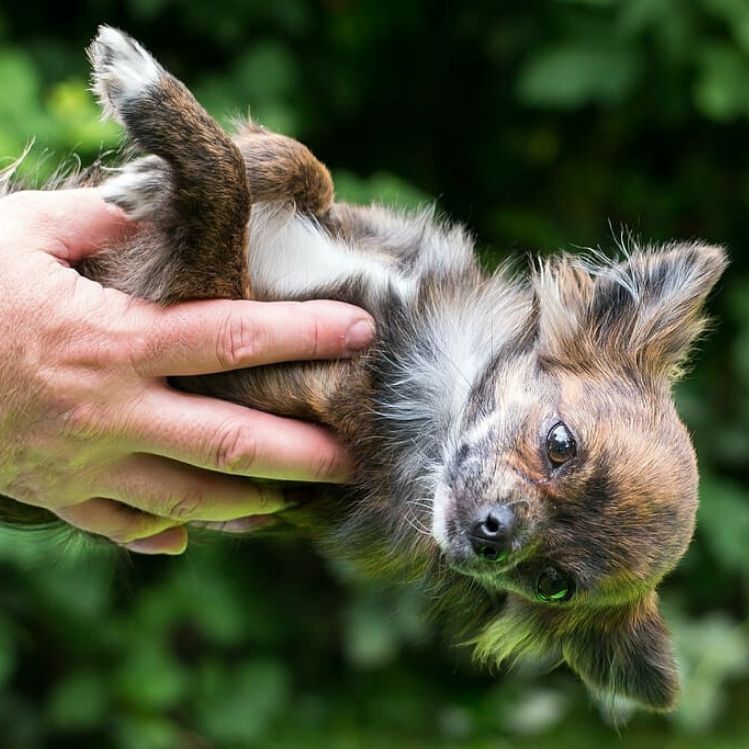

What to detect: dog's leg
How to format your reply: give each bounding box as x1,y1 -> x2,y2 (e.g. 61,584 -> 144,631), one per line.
86,26 -> 251,303
233,123 -> 334,217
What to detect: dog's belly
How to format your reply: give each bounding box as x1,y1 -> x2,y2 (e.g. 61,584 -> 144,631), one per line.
247,202 -> 417,303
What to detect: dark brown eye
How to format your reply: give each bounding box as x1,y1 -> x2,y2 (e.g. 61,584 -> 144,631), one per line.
535,567 -> 574,603
546,422 -> 577,465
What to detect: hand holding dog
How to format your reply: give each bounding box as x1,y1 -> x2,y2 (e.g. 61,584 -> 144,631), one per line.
0,188 -> 374,554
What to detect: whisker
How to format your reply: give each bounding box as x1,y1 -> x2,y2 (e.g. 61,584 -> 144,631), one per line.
402,506 -> 432,537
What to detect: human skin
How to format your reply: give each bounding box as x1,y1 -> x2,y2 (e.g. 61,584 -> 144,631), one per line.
0,188 -> 374,554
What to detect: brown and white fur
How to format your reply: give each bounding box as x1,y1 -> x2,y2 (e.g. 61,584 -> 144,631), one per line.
0,27 -> 728,711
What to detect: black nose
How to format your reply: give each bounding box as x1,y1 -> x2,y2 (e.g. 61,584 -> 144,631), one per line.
469,506 -> 515,562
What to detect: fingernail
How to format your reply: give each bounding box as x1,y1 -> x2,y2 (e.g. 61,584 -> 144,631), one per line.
125,529 -> 187,555
345,319 -> 375,352
125,538 -> 180,555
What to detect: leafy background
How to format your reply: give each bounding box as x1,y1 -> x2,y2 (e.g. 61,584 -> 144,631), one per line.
1,0 -> 748,746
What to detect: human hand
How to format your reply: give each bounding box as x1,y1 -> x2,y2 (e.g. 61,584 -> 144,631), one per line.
0,188 -> 374,554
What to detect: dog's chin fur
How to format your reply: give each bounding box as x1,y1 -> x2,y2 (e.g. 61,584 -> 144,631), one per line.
0,26 -> 728,713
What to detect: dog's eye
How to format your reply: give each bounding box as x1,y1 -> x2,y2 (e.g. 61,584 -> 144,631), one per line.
535,567 -> 574,603
546,422 -> 577,465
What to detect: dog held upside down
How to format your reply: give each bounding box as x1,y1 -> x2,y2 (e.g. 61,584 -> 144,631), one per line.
0,27 -> 727,711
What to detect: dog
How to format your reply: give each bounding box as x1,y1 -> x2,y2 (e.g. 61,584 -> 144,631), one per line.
0,26 -> 727,711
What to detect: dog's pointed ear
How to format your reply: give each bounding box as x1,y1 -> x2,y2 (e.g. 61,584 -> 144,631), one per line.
473,594 -> 679,711
562,593 -> 679,712
590,243 -> 727,378
535,243 -> 727,379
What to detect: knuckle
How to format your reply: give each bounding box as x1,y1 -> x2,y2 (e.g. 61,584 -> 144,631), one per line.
60,401 -> 103,439
164,487 -> 205,521
216,313 -> 266,369
213,422 -> 258,474
126,327 -> 164,376
307,317 -> 321,358
41,327 -> 131,395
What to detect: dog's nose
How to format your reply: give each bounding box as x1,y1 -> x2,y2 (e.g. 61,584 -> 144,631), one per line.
469,505 -> 515,562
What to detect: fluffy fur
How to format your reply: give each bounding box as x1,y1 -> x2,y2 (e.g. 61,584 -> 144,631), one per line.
0,28 -> 728,712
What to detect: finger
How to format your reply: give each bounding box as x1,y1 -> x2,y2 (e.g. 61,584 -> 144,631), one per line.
1,188 -> 134,262
128,385 -> 352,483
125,298 -> 375,377
192,515 -> 279,534
55,497 -> 177,544
94,453 -> 289,521
124,526 -> 188,555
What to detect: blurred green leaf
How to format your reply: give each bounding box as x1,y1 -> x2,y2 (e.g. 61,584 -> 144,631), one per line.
46,670 -> 108,731
115,643 -> 187,711
46,79 -> 121,150
342,586 -> 429,668
179,569 -> 248,646
704,0 -> 749,54
0,48 -> 49,156
114,714 -> 181,749
698,478 -> 749,573
196,40 -> 301,135
196,658 -> 291,743
672,612 -> 749,732
694,44 -> 749,120
333,170 -> 431,209
518,42 -> 640,108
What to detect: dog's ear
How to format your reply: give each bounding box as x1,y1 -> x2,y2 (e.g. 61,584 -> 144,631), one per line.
535,243 -> 727,379
474,593 -> 679,712
561,593 -> 679,712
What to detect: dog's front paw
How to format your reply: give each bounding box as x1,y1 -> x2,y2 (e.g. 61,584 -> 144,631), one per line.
88,25 -> 162,124
100,155 -> 168,221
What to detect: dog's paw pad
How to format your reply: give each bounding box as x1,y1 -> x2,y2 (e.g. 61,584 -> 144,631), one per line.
100,156 -> 167,220
88,25 -> 162,123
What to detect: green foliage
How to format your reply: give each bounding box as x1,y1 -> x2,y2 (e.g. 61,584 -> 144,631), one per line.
518,42 -> 640,108
333,170 -> 432,210
1,1 -> 749,746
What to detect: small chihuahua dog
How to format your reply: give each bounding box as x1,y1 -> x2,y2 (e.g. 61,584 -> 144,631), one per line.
0,28 -> 727,711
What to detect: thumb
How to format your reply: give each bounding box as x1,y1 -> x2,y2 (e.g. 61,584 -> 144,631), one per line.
0,187 -> 134,263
